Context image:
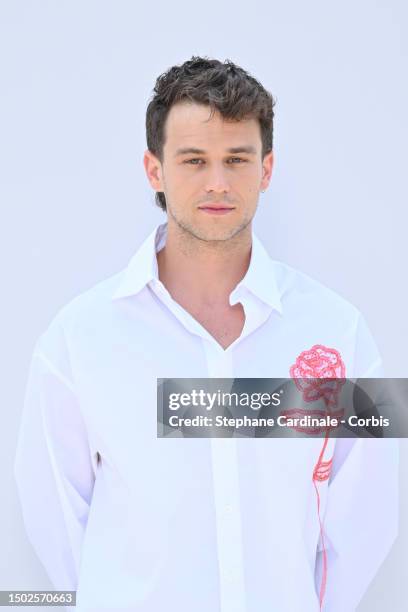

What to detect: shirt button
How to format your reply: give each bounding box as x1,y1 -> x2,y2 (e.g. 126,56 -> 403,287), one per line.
226,570 -> 237,582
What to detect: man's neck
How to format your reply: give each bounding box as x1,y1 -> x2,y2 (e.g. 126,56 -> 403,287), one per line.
156,220 -> 252,308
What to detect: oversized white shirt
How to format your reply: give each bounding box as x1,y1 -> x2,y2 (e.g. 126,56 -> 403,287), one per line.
14,221 -> 399,612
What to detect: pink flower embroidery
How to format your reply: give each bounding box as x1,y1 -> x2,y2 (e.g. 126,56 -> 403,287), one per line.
289,344 -> 347,611
290,344 -> 346,407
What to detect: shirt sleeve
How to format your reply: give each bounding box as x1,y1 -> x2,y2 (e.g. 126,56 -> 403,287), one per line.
314,314 -> 399,611
14,332 -> 97,592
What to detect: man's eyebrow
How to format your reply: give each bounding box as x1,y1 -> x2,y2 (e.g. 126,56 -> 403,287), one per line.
175,147 -> 206,156
174,145 -> 257,157
227,146 -> 257,154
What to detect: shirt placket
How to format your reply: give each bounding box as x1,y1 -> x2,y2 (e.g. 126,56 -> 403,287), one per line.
203,340 -> 246,612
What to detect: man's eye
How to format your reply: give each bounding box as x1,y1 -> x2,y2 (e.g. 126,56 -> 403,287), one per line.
184,158 -> 205,165
184,158 -> 247,165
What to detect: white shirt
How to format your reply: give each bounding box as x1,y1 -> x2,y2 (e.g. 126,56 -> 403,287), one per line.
14,222 -> 399,612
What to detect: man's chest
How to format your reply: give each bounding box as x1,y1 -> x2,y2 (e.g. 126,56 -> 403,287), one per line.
70,292 -> 359,480
181,302 -> 246,350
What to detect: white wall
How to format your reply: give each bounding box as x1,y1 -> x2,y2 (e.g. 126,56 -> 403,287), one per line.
1,1 -> 407,609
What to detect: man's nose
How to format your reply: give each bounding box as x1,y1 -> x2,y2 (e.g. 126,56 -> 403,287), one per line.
204,164 -> 231,194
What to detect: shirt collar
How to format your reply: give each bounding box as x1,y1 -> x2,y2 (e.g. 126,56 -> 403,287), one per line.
111,222 -> 283,314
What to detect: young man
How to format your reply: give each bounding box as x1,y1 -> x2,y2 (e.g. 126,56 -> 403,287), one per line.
15,57 -> 398,612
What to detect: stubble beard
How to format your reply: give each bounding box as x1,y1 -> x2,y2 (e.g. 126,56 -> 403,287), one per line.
166,200 -> 257,250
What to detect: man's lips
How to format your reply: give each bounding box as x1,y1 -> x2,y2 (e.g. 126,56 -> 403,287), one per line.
198,203 -> 235,209
198,204 -> 235,215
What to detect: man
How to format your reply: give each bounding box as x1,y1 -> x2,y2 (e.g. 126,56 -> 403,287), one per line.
15,56 -> 398,612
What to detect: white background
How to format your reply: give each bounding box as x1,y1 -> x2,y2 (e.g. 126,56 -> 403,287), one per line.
1,1 -> 407,610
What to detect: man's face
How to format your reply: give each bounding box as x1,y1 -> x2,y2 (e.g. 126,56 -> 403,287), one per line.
144,101 -> 273,242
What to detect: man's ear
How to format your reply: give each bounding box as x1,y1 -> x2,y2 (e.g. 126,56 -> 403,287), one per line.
143,150 -> 164,191
260,151 -> 274,191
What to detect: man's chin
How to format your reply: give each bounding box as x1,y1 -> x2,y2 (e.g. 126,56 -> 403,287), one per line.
184,225 -> 248,243
170,215 -> 252,243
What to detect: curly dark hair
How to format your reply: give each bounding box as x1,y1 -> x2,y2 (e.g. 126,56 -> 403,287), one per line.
145,56 -> 275,211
